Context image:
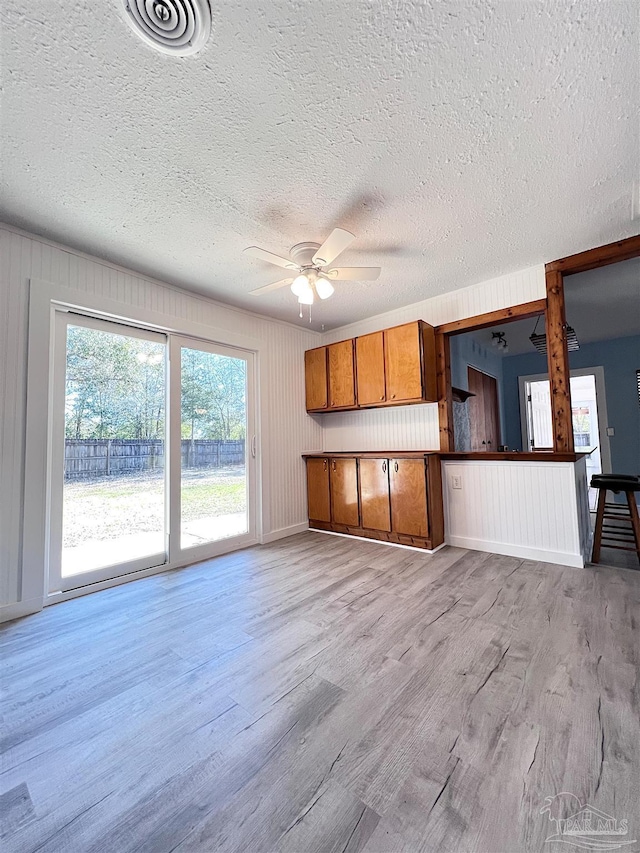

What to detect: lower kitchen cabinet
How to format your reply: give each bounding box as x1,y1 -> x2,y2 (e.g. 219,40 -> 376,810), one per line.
359,458 -> 391,531
306,457 -> 331,523
390,458 -> 429,537
304,453 -> 444,550
329,458 -> 360,527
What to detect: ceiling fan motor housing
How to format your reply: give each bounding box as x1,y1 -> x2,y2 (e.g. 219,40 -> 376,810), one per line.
289,242 -> 321,268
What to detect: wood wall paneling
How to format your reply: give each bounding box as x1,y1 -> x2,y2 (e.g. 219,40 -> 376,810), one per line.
420,322 -> 438,402
544,269 -> 574,453
545,234 -> 640,275
435,332 -> 453,453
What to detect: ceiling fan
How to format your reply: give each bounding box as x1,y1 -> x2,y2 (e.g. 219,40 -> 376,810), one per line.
244,228 -> 381,305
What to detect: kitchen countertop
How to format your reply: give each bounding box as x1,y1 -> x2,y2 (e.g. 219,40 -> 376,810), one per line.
303,451 -> 588,462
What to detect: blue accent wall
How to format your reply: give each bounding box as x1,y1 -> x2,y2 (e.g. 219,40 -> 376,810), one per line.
501,334 -> 640,475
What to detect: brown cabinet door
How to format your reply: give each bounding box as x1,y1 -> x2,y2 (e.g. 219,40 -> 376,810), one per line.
305,347 -> 328,411
329,458 -> 359,526
355,332 -> 386,406
359,458 -> 391,531
306,458 -> 331,522
328,340 -> 356,408
384,323 -> 423,402
390,458 -> 428,537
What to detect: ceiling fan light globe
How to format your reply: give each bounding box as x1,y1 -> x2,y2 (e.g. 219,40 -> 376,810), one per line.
315,277 -> 335,299
291,273 -> 310,296
297,286 -> 314,305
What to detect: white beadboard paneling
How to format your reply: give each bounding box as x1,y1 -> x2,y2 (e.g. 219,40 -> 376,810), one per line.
320,265 -> 544,453
442,460 -> 587,567
322,265 -> 545,343
0,224 -> 322,608
322,404 -> 440,453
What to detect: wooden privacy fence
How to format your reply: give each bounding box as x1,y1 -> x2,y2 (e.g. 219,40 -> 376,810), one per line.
64,439 -> 245,479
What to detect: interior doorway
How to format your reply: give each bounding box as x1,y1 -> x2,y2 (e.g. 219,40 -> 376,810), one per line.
467,366 -> 501,452
519,367 -> 612,509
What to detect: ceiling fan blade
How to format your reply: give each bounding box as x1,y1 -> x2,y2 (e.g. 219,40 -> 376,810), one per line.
244,246 -> 298,270
249,278 -> 294,296
328,267 -> 381,281
312,228 -> 355,266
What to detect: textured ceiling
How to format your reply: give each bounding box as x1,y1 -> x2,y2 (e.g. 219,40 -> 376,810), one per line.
1,1 -> 638,330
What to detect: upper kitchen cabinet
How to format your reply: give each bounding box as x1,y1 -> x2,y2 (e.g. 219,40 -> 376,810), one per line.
305,320 -> 436,414
304,346 -> 328,411
327,340 -> 356,409
384,321 -> 436,404
354,331 -> 386,406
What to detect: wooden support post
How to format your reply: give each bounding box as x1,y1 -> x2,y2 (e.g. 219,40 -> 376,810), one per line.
435,332 -> 453,452
545,268 -> 574,453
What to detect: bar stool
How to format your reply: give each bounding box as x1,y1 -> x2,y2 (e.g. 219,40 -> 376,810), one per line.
590,475 -> 640,565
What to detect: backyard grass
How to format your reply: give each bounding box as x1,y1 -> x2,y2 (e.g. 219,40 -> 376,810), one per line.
63,467 -> 246,547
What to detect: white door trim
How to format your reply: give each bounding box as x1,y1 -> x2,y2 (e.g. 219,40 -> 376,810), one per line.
518,366 -> 612,472
23,278 -> 265,611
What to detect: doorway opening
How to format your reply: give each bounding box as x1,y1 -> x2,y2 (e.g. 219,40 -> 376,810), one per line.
519,368 -> 612,509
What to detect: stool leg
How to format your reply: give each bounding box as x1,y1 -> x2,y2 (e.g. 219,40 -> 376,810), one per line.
625,490 -> 640,566
592,487 -> 606,564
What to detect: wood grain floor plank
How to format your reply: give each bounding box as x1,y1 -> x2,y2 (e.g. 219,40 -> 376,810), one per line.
1,531 -> 639,853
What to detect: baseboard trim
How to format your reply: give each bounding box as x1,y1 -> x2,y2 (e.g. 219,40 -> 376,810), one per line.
313,528 -> 447,555
0,597 -> 44,624
446,535 -> 584,568
261,523 -> 309,544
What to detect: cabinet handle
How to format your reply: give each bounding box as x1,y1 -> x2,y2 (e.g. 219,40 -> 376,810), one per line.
323,459 -> 327,470
382,461 -> 386,473
332,460 -> 336,471
379,395 -> 384,400
391,394 -> 396,399
394,461 -> 399,473
331,401 -> 335,407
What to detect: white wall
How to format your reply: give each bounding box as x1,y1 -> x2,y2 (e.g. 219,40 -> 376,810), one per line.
0,224 -> 323,611
320,265 -> 545,451
442,458 -> 590,567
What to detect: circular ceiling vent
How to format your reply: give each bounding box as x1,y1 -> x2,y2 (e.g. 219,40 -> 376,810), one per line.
123,0 -> 211,56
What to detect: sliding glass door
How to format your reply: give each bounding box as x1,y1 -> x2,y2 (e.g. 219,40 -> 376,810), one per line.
49,313 -> 257,594
172,337 -> 256,555
49,313 -> 168,592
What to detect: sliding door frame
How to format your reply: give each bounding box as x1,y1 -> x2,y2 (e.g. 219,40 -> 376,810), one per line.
23,278 -> 264,610
168,335 -> 258,565
48,310 -> 170,594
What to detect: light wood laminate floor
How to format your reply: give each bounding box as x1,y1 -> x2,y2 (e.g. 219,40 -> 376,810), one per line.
1,532 -> 639,852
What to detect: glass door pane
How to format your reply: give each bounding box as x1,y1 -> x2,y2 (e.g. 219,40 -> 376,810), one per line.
524,379 -> 554,449
53,314 -> 168,590
180,345 -> 249,549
